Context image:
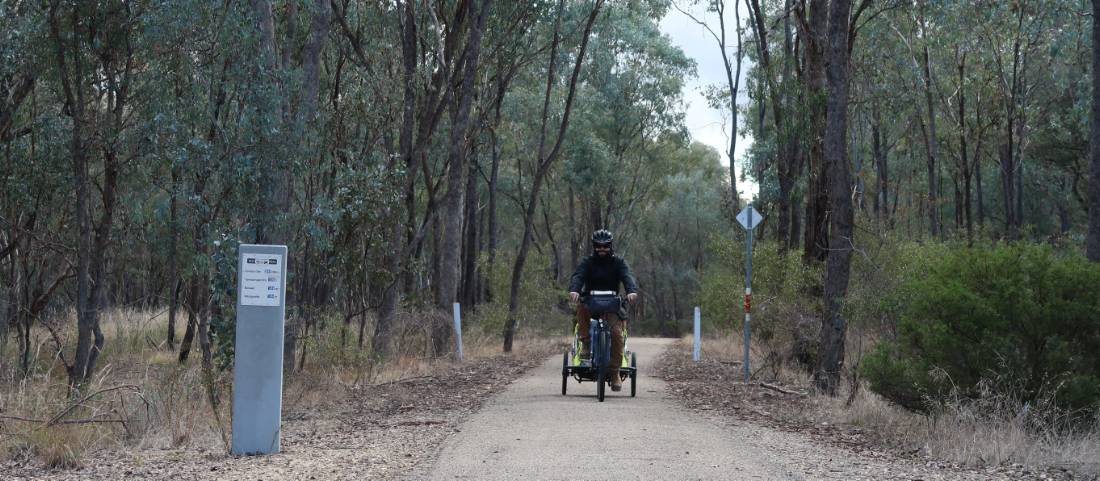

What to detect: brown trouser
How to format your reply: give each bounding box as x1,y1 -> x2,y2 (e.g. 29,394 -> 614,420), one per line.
575,304 -> 625,383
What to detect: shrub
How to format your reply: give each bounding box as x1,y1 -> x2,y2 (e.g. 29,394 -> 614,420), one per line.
472,251 -> 570,339
863,242 -> 1100,414
697,236 -> 821,371
698,236 -> 819,334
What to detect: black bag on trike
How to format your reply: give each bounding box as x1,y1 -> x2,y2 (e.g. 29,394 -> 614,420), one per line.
584,291 -> 621,315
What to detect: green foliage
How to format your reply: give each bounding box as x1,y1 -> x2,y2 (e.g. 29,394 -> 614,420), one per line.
474,252 -> 570,338
628,141 -> 728,335
844,234 -> 952,334
698,238 -> 818,341
863,243 -> 1100,414
208,235 -> 241,371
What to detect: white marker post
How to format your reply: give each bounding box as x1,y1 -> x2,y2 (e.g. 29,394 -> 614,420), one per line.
693,306 -> 701,362
232,244 -> 288,455
453,302 -> 464,361
736,205 -> 762,384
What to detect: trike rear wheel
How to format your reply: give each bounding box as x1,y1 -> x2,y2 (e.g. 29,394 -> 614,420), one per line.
561,352 -> 569,395
596,330 -> 608,402
630,352 -> 637,397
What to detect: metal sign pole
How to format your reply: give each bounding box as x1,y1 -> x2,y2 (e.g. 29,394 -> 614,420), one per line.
735,204 -> 761,384
232,244 -> 288,455
744,208 -> 753,383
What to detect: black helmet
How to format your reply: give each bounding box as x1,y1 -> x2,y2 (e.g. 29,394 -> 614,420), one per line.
591,229 -> 613,253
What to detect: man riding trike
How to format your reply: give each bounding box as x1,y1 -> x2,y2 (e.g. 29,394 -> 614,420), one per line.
561,229 -> 639,401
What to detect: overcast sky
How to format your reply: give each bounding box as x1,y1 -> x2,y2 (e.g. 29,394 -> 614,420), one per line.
658,1 -> 759,197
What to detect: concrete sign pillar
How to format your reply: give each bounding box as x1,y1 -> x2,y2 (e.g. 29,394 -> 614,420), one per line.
231,244 -> 288,455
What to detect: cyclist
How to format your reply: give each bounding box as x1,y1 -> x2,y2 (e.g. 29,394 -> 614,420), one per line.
568,229 -> 639,392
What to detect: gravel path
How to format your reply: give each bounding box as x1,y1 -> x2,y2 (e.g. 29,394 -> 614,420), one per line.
417,338 -> 1032,481
5,338 -> 1076,480
417,338 -> 794,480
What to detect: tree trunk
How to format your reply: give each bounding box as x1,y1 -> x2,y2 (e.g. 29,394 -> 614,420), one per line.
1090,0 -> 1100,261
853,113 -> 865,212
816,0 -> 855,396
1000,140 -> 1016,236
568,188 -> 578,269
780,0 -> 796,249
252,0 -> 291,371
718,0 -> 744,212
484,64 -> 513,303
438,0 -> 489,322
198,287 -> 213,369
486,128 -> 501,302
49,2 -> 121,386
801,0 -> 829,265
1,239 -> 14,367
461,144 -> 480,307
50,2 -> 94,386
976,144 -> 985,228
290,241 -> 311,371
374,0 -> 421,357
167,165 -> 180,349
958,52 -> 973,243
178,275 -> 200,363
300,0 -> 331,126
748,0 -> 793,252
921,44 -> 940,239
250,0 -> 286,245
872,108 -> 889,226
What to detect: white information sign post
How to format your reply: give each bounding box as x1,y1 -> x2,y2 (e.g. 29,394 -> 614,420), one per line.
232,244 -> 287,455
693,306 -> 701,362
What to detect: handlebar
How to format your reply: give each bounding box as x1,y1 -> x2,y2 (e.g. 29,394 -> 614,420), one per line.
578,292 -> 635,306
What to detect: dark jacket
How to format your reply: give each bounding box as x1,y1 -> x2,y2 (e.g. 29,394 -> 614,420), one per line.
568,254 -> 639,295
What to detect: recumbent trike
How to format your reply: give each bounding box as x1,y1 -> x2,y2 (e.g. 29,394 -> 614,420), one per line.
561,290 -> 637,402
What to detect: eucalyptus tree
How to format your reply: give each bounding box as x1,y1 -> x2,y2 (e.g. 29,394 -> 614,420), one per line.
138,0 -> 272,367
815,0 -> 857,395
745,0 -> 804,252
1092,0 -> 1100,261
503,0 -> 605,352
435,0 -> 491,355
0,2 -> 48,370
44,0 -> 137,386
972,0 -> 1065,239
333,0 -> 472,357
675,0 -> 745,214
571,1 -> 695,234
476,2 -> 547,304
243,0 -> 334,370
630,141 -> 727,330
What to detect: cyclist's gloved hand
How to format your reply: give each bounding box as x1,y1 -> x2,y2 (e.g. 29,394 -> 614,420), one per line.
569,292 -> 580,303
626,293 -> 638,303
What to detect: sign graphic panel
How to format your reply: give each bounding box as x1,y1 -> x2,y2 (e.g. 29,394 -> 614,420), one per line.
240,253 -> 284,307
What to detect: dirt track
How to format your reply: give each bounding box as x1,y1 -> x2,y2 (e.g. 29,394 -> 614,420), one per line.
415,338 -> 1031,481
4,338 -> 1082,480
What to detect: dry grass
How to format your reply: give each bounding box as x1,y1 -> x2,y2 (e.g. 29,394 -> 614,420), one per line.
689,331 -> 809,387
817,383 -> 1100,477
684,328 -> 1100,478
1,305 -> 551,470
797,360 -> 1100,477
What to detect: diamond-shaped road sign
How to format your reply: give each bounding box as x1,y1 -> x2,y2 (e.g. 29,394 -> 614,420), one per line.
736,205 -> 763,230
